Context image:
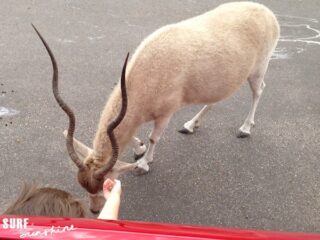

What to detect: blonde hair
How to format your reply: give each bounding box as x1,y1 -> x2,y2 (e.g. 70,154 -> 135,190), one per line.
4,183 -> 86,218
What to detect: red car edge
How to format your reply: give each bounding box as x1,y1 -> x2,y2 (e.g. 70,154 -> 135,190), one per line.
0,215 -> 319,240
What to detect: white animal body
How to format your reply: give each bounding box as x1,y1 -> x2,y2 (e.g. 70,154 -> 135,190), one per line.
89,1 -> 280,173
37,2 -> 280,212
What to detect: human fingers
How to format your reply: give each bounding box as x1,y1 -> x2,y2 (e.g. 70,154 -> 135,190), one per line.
103,179 -> 115,192
111,179 -> 122,195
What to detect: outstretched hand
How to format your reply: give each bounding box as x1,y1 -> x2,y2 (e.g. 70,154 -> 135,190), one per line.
98,178 -> 122,220
103,179 -> 122,200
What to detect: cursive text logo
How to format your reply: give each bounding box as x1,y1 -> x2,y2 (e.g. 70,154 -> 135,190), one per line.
20,225 -> 77,239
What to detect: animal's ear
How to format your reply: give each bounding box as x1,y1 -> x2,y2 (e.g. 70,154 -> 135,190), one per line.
63,130 -> 93,160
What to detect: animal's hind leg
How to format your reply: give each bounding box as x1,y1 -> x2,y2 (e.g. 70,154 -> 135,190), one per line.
237,74 -> 266,138
179,105 -> 213,134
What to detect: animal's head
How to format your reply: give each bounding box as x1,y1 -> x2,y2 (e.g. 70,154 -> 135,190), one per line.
60,131 -> 133,194
32,24 -> 131,212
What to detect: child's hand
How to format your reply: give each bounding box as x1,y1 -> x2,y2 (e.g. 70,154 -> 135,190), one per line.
103,179 -> 121,200
99,179 -> 122,220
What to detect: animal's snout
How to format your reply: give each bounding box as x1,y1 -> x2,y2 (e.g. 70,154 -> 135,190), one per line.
90,208 -> 100,214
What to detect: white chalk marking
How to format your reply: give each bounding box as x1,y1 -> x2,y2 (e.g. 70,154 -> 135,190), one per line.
88,35 -> 105,41
271,48 -> 290,60
0,107 -> 19,117
272,15 -> 320,60
57,38 -> 75,44
276,14 -> 318,23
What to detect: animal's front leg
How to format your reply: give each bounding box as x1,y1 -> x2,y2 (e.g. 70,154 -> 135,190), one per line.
135,142 -> 156,173
179,105 -> 212,134
134,115 -> 171,175
131,136 -> 147,160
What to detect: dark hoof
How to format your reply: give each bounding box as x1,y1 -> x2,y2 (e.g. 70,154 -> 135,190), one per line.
90,209 -> 100,214
237,131 -> 250,138
132,167 -> 149,176
134,152 -> 145,161
178,127 -> 193,134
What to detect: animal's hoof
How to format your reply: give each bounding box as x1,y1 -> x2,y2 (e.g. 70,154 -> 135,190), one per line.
90,209 -> 100,214
132,167 -> 149,176
134,152 -> 145,161
178,127 -> 193,134
237,130 -> 251,138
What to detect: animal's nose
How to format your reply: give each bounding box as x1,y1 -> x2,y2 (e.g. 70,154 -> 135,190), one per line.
90,209 -> 100,214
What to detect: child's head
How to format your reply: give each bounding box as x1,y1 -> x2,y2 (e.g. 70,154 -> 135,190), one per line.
4,183 -> 86,218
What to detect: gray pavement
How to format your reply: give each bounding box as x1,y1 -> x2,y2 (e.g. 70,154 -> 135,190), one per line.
0,0 -> 320,233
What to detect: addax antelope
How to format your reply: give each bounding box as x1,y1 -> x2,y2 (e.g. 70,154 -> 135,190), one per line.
33,1 -> 279,212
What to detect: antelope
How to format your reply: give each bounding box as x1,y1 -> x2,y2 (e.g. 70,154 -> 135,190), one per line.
33,1 -> 280,213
